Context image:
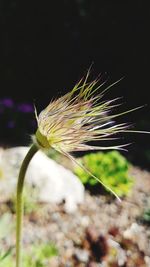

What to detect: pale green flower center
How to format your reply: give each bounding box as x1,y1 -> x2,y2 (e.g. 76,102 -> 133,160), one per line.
35,129 -> 50,148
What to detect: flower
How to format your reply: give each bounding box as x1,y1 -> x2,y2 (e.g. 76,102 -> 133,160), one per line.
35,76 -> 131,153
17,103 -> 34,113
34,74 -> 146,200
0,98 -> 14,108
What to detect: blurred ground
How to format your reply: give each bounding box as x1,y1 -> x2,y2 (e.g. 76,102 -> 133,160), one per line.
0,165 -> 150,266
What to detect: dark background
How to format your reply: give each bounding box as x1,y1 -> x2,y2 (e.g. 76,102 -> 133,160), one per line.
0,1 -> 150,168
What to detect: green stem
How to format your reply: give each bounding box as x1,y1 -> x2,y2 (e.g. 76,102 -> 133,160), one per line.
16,144 -> 39,267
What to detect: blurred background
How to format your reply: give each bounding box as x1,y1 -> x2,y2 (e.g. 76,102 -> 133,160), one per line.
0,0 -> 150,168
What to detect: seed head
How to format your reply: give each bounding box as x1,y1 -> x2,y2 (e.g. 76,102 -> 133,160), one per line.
34,74 -> 147,200
35,78 -> 130,153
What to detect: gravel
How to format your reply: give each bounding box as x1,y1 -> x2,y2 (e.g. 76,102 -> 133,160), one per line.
1,166 -> 150,266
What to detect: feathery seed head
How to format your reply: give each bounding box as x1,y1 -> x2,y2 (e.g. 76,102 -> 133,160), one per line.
35,75 -> 129,155
34,74 -> 149,200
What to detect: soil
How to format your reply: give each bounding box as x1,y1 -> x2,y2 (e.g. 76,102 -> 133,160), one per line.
1,166 -> 150,267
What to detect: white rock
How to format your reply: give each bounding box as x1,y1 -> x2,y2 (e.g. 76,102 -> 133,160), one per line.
123,223 -> 143,242
108,239 -> 127,266
0,146 -> 84,213
145,256 -> 150,267
123,223 -> 149,253
74,248 -> 90,263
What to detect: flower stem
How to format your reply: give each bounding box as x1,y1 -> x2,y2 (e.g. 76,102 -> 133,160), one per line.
16,144 -> 39,267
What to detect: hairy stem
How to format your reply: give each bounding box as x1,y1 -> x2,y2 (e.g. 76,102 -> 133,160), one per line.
16,144 -> 39,267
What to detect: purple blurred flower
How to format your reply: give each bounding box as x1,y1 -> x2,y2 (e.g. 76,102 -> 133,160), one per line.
7,120 -> 15,128
1,98 -> 14,108
17,103 -> 34,113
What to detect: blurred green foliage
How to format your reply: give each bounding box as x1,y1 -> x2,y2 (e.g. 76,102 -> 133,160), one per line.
0,248 -> 12,263
0,213 -> 14,239
0,211 -> 58,267
23,243 -> 58,267
11,185 -> 38,215
74,151 -> 133,197
0,243 -> 58,267
141,209 -> 150,225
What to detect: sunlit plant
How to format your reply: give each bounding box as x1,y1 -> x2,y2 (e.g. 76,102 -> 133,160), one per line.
74,151 -> 133,197
15,72 -> 149,267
